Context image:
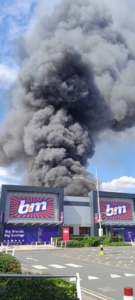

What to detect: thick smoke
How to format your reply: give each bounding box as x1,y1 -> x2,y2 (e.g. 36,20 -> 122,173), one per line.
0,0 -> 135,195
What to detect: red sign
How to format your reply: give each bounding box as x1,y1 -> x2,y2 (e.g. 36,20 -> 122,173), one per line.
62,227 -> 70,241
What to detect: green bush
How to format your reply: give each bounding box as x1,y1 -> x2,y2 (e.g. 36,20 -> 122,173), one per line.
0,252 -> 21,293
66,240 -> 83,248
109,242 -> 132,246
83,236 -> 100,247
1,277 -> 77,300
101,236 -> 112,245
0,253 -> 21,275
70,236 -> 85,241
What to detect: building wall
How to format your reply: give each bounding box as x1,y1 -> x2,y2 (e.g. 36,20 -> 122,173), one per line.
64,195 -> 90,226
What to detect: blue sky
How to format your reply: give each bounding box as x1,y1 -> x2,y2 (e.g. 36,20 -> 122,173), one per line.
0,0 -> 135,193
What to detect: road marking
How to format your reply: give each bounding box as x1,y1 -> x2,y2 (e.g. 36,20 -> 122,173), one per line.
49,264 -> 66,268
65,264 -> 82,268
81,287 -> 115,300
110,274 -> 121,278
27,257 -> 38,261
88,276 -> 99,280
32,265 -> 48,269
125,273 -> 135,277
99,287 -> 116,292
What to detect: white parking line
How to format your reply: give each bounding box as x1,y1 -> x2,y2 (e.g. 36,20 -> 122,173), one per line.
27,257 -> 38,261
88,276 -> 99,280
110,274 -> 121,278
32,265 -> 48,269
125,273 -> 135,277
65,264 -> 82,267
49,264 -> 66,268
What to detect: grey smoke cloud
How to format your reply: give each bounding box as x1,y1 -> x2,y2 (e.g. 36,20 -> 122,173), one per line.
0,0 -> 135,195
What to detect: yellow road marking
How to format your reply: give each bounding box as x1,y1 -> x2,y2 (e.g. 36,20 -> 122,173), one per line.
81,287 -> 115,300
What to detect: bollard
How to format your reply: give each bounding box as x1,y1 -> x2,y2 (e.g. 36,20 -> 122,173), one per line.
12,249 -> 15,256
99,240 -> 104,255
124,288 -> 134,300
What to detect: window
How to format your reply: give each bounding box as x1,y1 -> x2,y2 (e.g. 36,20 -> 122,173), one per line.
79,227 -> 90,236
70,227 -> 73,235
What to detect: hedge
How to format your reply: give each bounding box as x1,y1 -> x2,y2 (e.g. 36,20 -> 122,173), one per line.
0,253 -> 77,300
53,236 -> 131,247
1,277 -> 77,300
0,252 -> 21,284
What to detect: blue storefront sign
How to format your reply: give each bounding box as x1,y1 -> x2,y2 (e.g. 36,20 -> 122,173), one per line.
3,226 -> 58,245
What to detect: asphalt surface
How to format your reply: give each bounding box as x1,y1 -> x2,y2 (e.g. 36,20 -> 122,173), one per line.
12,245 -> 135,300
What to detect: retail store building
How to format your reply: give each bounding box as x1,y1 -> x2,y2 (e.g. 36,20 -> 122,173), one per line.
0,184 -> 135,244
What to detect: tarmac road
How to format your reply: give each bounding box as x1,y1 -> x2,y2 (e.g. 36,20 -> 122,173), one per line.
13,245 -> 135,300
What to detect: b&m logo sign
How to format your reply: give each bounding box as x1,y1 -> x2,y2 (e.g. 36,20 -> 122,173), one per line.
9,196 -> 54,219
100,201 -> 132,220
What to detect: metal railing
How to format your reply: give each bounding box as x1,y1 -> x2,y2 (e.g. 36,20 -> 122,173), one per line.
0,273 -> 82,300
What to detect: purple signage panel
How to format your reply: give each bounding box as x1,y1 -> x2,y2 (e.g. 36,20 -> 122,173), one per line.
9,196 -> 54,219
124,227 -> 135,242
100,201 -> 132,220
3,226 -> 58,245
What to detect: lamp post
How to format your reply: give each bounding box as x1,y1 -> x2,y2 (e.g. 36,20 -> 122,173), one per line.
73,170 -> 103,237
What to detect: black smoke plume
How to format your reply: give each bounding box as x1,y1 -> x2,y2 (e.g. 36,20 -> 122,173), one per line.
0,0 -> 135,195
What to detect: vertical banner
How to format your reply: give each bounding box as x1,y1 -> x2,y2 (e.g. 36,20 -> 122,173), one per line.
60,212 -> 64,222
0,211 -> 3,223
62,227 -> 70,241
94,212 -> 98,223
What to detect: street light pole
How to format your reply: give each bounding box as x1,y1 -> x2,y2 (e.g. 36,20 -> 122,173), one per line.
96,168 -> 102,237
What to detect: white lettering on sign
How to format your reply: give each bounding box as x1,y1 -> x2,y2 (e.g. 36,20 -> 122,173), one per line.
18,200 -> 47,215
106,203 -> 127,217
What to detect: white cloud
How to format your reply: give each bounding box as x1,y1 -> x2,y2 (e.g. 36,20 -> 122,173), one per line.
0,168 -> 9,177
0,0 -> 38,20
0,166 -> 25,191
0,0 -> 40,43
0,64 -> 18,88
100,176 -> 135,192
